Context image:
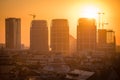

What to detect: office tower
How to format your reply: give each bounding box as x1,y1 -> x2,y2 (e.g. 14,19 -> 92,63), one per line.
98,29 -> 115,45
50,19 -> 69,55
98,29 -> 107,45
106,30 -> 116,54
5,18 -> 21,49
97,29 -> 116,57
77,18 -> 96,56
106,30 -> 115,44
30,20 -> 49,52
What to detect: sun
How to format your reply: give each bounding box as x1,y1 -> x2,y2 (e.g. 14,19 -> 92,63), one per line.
81,5 -> 99,19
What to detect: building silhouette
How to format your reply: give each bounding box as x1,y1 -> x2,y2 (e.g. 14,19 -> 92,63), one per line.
106,30 -> 116,56
77,18 -> 96,56
5,18 -> 21,49
30,20 -> 49,52
50,19 -> 69,55
98,29 -> 107,45
106,30 -> 116,44
98,29 -> 116,45
97,29 -> 116,59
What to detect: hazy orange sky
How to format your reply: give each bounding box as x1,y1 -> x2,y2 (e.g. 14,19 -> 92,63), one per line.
0,0 -> 120,47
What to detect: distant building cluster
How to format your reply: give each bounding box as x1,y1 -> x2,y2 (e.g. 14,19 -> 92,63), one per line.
0,17 -> 119,80
3,17 -> 116,57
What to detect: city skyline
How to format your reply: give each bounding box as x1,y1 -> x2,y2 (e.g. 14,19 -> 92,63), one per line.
3,17 -> 116,54
0,0 -> 120,47
0,17 -> 118,80
0,17 -> 119,48
0,1 -> 120,80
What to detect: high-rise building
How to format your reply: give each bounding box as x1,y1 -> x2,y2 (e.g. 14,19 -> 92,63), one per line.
50,19 -> 69,55
30,20 -> 49,52
98,29 -> 107,45
97,29 -> 116,59
5,18 -> 21,49
77,18 -> 96,56
97,29 -> 116,47
106,30 -> 116,55
106,30 -> 115,44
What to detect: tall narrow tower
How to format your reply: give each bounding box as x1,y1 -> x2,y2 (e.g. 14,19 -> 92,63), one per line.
50,19 -> 69,55
5,18 -> 21,49
98,29 -> 107,45
30,20 -> 49,52
77,18 -> 96,56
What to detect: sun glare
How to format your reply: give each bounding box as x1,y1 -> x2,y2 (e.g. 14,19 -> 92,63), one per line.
81,6 -> 99,19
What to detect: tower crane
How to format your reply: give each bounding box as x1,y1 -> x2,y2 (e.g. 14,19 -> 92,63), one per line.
98,12 -> 108,29
29,14 -> 36,20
